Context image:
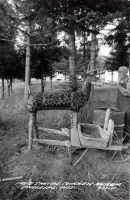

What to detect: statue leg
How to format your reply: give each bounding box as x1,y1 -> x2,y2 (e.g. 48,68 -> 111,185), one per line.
71,111 -> 78,128
28,112 -> 36,150
33,112 -> 39,146
33,112 -> 39,139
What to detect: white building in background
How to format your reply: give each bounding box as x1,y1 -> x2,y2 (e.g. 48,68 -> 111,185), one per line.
100,70 -> 129,82
52,73 -> 65,81
53,71 -> 121,82
0,70 -> 129,85
105,71 -> 118,82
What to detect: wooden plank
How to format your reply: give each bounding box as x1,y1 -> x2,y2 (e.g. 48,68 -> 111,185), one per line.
0,176 -> 23,182
61,128 -> 70,137
65,140 -> 71,147
33,139 -> 70,147
39,128 -> 66,136
103,108 -> 110,130
107,119 -> 114,146
79,145 -> 128,151
73,149 -> 88,167
71,128 -> 81,147
106,145 -> 128,151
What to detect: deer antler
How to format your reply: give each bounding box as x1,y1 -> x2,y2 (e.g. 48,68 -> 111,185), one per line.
85,68 -> 105,76
83,60 -> 105,75
85,68 -> 97,75
96,70 -> 105,75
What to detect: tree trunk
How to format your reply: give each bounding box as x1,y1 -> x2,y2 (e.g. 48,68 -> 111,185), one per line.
1,78 -> 4,99
128,20 -> 130,77
83,31 -> 86,61
89,25 -> 97,123
40,51 -> 45,93
41,64 -> 44,93
90,25 -> 97,72
43,78 -> 46,93
50,70 -> 53,90
128,44 -> 130,76
83,31 -> 86,81
111,71 -> 113,81
64,74 -> 66,82
24,22 -> 31,102
8,86 -> 10,97
29,77 -> 31,86
7,80 -> 10,97
41,78 -> 44,93
50,76 -> 52,90
68,30 -> 78,128
10,78 -> 13,93
68,30 -> 76,91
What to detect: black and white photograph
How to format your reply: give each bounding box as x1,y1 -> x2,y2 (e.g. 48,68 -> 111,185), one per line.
0,0 -> 130,199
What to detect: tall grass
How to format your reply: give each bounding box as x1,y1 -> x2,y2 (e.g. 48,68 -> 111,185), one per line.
0,91 -> 129,200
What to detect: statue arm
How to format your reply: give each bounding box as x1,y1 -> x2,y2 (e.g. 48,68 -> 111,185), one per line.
91,80 -> 104,87
117,80 -> 130,96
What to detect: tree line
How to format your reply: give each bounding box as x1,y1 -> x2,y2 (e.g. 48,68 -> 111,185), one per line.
0,0 -> 130,100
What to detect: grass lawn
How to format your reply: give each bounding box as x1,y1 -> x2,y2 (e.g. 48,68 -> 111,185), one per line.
0,80 -> 129,200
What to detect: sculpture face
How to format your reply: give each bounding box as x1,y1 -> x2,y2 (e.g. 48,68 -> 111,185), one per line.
118,71 -> 127,83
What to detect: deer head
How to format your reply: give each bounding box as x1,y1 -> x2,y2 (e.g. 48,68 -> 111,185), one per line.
81,67 -> 105,92
83,65 -> 105,77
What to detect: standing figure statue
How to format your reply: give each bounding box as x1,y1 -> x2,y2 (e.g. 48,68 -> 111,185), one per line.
116,66 -> 130,97
115,66 -> 130,138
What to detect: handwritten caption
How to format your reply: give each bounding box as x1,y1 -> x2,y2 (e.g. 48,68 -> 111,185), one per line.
15,181 -> 121,190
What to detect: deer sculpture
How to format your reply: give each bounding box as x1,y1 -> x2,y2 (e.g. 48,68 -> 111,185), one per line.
27,69 -> 104,150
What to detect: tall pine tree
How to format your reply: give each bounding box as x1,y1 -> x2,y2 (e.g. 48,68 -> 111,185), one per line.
105,19 -> 129,71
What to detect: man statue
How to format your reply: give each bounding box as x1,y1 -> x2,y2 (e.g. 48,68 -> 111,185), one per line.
114,66 -> 130,138
116,66 -> 130,97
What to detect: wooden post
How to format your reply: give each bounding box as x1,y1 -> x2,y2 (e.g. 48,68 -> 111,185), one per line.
103,108 -> 110,131
108,119 -> 114,146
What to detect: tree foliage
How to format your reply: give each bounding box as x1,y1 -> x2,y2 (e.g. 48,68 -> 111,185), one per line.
0,1 -> 24,80
1,0 -> 130,80
30,45 -> 68,79
105,18 -> 129,71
